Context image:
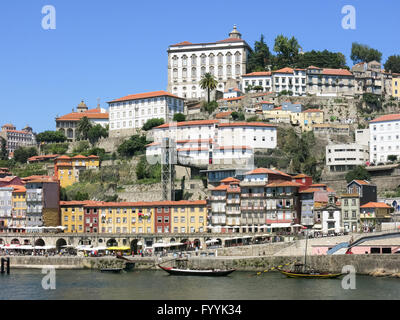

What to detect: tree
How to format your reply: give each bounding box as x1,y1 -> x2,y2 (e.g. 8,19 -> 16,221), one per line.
13,147 -> 37,164
117,135 -> 148,157
388,155 -> 398,162
173,113 -> 186,122
247,34 -> 271,72
231,111 -> 245,121
199,73 -> 218,103
201,101 -> 218,114
273,35 -> 301,69
142,118 -> 164,131
345,166 -> 371,183
0,137 -> 7,160
88,124 -> 108,145
135,155 -> 161,181
384,55 -> 400,73
76,117 -> 93,141
350,42 -> 382,64
36,131 -> 67,143
296,50 -> 347,69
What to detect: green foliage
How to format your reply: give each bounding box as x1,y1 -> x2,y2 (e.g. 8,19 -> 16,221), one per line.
36,131 -> 67,143
246,116 -> 259,122
60,187 -> 68,201
345,166 -> 371,183
135,156 -> 161,182
13,147 -> 38,164
12,163 -> 47,178
88,124 -> 108,145
173,113 -> 186,122
296,50 -> 347,69
142,118 -> 165,131
42,143 -> 69,155
273,34 -> 301,69
76,117 -> 93,141
231,111 -> 245,121
278,90 -> 293,96
247,34 -> 271,72
388,155 -> 398,162
117,135 -> 148,157
351,42 -> 382,64
72,141 -> 90,155
199,73 -> 218,103
0,137 -> 7,160
201,101 -> 218,114
384,55 -> 400,73
361,93 -> 383,113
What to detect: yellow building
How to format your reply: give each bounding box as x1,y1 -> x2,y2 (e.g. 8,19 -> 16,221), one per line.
393,74 -> 400,98
170,202 -> 207,234
263,107 -> 291,123
60,200 -> 87,233
10,185 -> 27,231
299,109 -> 324,131
55,155 -> 100,188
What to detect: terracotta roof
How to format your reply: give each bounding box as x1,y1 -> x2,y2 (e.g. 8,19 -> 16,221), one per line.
303,109 -> 323,113
216,38 -> 245,43
266,181 -> 303,187
170,41 -> 193,47
60,200 -> 104,206
11,185 -> 26,193
0,176 -> 18,183
56,108 -> 108,121
245,168 -> 290,177
242,71 -> 272,77
28,154 -> 59,162
293,174 -> 311,178
300,188 -> 322,193
22,175 -> 54,182
177,147 -> 209,152
71,155 -> 87,159
370,114 -> 400,123
220,177 -> 240,183
216,111 -> 233,119
56,155 -> 71,160
308,66 -> 322,69
322,68 -> 353,76
218,122 -> 276,128
83,200 -> 207,208
360,202 -> 391,209
220,96 -> 243,102
310,184 -> 326,187
88,155 -> 99,159
273,67 -> 294,74
351,180 -> 370,185
273,106 -> 283,110
155,120 -> 219,129
108,91 -> 182,103
145,142 -> 160,147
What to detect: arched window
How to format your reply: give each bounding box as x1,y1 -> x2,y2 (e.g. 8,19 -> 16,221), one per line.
235,64 -> 241,75
191,67 -> 197,78
182,68 -> 187,79
235,51 -> 241,63
173,68 -> 178,79
191,54 -> 197,66
182,55 -> 187,67
209,53 -> 215,65
227,65 -> 232,76
172,55 -> 178,67
226,52 -> 232,63
218,66 -> 223,76
201,54 -> 206,65
201,66 -> 206,76
217,53 -> 223,64
210,66 -> 215,75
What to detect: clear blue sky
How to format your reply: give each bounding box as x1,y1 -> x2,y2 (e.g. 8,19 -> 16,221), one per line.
0,0 -> 398,133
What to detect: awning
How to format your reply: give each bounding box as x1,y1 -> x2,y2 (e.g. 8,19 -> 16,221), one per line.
152,243 -> 168,248
205,239 -> 219,244
313,224 -> 322,229
168,242 -> 186,247
106,246 -> 131,251
270,223 -> 291,228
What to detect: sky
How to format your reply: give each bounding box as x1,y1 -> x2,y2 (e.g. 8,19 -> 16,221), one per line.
0,0 -> 398,133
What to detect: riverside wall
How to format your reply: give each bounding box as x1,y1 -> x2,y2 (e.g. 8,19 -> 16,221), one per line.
5,254 -> 400,276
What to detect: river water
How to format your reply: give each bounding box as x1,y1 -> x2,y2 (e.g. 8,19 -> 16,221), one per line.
0,269 -> 399,300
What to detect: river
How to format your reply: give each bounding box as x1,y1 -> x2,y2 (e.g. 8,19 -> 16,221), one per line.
0,269 -> 399,300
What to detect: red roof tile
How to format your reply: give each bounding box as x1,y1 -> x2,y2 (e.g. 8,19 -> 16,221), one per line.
108,91 -> 182,103
322,68 -> 353,76
242,71 -> 272,77
155,120 -> 219,129
218,122 -> 276,128
370,114 -> 400,123
273,67 -> 294,74
360,202 -> 391,209
56,108 -> 108,121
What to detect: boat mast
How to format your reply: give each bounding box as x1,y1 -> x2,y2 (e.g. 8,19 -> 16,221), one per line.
303,228 -> 308,272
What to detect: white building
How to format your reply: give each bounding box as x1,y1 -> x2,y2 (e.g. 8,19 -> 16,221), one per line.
369,114 -> 400,163
107,91 -> 184,138
321,200 -> 342,235
355,128 -> 370,147
306,66 -> 355,96
167,25 -> 251,100
272,68 -> 307,96
242,72 -> 272,92
146,120 -> 277,167
326,143 -> 369,172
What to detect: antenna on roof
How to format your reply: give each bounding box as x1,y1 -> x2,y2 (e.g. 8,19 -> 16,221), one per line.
97,98 -> 101,109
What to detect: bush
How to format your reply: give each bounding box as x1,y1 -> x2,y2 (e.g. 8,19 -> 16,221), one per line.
118,135 -> 149,158
42,143 -> 69,155
173,113 -> 186,122
142,118 -> 164,131
202,101 -> 218,114
14,147 -> 38,164
231,112 -> 245,121
36,131 -> 67,143
345,166 -> 371,183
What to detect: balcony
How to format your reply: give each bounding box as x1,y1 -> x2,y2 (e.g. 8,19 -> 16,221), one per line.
227,199 -> 240,204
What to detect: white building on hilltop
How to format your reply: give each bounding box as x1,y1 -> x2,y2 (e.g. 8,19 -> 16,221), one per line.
107,91 -> 184,138
167,25 -> 252,100
369,114 -> 400,163
146,120 -> 277,167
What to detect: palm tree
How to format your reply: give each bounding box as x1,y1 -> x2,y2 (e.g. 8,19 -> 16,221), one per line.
199,73 -> 218,103
76,116 -> 93,141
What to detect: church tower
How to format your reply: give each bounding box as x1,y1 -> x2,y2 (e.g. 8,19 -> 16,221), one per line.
229,25 -> 242,39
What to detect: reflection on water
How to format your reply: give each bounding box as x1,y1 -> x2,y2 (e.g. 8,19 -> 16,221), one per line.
0,269 -> 399,300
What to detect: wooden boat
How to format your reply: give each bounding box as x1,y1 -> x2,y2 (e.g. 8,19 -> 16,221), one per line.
158,265 -> 235,277
100,268 -> 123,273
279,226 -> 343,279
